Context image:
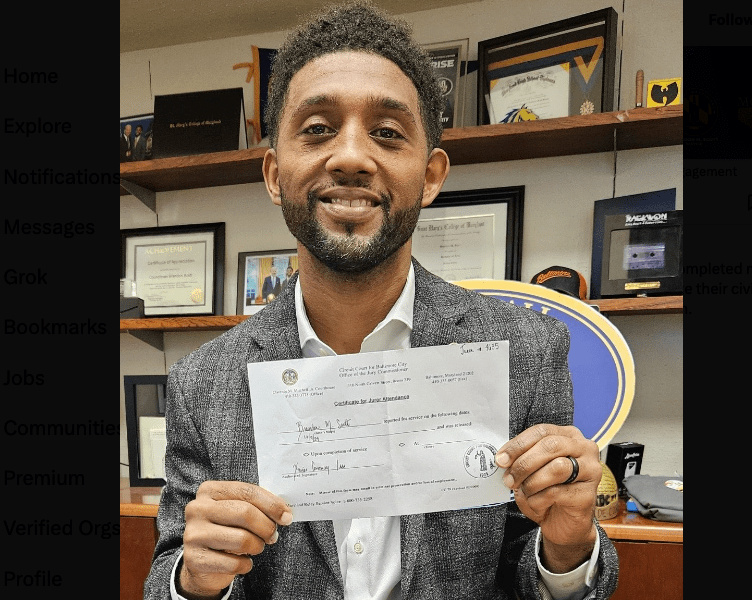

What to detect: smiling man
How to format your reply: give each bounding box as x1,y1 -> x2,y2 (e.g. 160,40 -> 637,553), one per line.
144,2 -> 618,599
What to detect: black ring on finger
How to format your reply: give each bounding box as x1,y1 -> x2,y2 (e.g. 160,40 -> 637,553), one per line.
563,455 -> 579,484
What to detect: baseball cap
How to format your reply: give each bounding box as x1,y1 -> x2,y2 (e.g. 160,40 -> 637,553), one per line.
530,266 -> 588,300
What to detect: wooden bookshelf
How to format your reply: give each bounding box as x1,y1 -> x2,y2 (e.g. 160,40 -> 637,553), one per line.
120,105 -> 682,197
588,295 -> 684,316
119,296 -> 682,342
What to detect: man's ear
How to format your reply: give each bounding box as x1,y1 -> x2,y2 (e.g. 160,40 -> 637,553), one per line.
263,148 -> 282,206
420,148 -> 450,208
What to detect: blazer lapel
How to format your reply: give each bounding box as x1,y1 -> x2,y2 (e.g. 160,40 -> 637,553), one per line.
400,260 -> 476,593
308,520 -> 344,590
243,280 -> 343,589
400,513 -> 426,595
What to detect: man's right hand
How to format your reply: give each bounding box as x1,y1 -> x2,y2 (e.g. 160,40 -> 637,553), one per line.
177,481 -> 294,600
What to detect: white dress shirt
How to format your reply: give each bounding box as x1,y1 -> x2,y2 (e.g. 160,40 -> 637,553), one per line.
171,263 -> 598,599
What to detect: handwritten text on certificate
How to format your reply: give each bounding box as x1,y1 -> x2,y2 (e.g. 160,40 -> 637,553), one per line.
248,342 -> 512,521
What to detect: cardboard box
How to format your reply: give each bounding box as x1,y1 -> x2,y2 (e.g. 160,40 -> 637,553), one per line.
606,442 -> 644,497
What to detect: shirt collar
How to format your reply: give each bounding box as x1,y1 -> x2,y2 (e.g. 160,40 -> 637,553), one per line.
296,262 -> 415,357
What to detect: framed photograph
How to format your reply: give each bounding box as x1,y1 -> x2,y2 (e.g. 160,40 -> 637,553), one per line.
120,113 -> 154,163
123,375 -> 168,487
236,249 -> 298,315
423,39 -> 469,129
120,222 -> 225,317
477,8 -> 618,125
412,186 -> 524,281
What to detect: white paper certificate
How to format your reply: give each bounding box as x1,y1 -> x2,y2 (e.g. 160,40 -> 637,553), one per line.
488,63 -> 570,122
412,214 -> 495,281
248,342 -> 511,521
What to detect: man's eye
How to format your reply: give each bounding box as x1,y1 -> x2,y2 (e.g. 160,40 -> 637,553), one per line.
303,124 -> 332,135
372,128 -> 402,139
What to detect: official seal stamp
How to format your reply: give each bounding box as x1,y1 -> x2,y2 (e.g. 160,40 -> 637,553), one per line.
281,368 -> 298,386
464,443 -> 498,479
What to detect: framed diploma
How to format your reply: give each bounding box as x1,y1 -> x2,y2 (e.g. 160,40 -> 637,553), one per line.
412,186 -> 524,281
477,8 -> 618,125
423,39 -> 469,129
123,375 -> 168,487
120,222 -> 225,317
236,249 -> 298,315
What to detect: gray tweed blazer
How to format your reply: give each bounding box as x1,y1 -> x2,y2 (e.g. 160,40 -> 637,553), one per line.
144,259 -> 618,599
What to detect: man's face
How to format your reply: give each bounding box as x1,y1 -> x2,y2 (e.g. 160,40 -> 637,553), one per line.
264,51 -> 448,273
124,125 -> 131,136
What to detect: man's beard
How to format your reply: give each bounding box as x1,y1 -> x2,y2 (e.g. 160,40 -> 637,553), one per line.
279,187 -> 423,273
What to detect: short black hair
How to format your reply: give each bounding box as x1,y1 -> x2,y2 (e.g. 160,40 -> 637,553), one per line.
264,0 -> 444,150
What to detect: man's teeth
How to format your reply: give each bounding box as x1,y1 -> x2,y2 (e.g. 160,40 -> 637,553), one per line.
328,198 -> 374,207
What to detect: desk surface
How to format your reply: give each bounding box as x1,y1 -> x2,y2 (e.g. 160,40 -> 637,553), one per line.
119,478 -> 682,543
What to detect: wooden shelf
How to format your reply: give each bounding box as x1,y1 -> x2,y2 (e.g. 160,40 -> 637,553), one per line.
119,296 -> 682,338
599,499 -> 682,543
120,315 -> 247,332
588,295 -> 683,316
119,105 -> 683,197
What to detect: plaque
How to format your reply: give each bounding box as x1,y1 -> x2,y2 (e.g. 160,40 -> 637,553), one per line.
600,210 -> 683,297
423,39 -> 469,128
120,223 -> 225,317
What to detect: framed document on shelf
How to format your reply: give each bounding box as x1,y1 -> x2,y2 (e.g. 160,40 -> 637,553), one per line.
412,186 -> 524,282
236,250 -> 298,315
123,375 -> 168,487
120,222 -> 225,317
477,8 -> 618,125
423,39 -> 469,129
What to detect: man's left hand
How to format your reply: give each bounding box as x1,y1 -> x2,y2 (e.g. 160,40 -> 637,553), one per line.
495,424 -> 601,572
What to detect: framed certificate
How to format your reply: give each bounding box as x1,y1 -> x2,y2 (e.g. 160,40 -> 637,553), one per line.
423,39 -> 469,129
120,222 -> 225,317
236,249 -> 298,315
478,8 -> 618,125
412,186 -> 524,282
123,375 -> 168,487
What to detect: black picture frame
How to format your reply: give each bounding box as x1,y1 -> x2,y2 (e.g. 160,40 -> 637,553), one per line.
236,249 -> 299,315
123,375 -> 168,487
477,8 -> 618,125
412,186 -> 524,281
120,222 -> 225,317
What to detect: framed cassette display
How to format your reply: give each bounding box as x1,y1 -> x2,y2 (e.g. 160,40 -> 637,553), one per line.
478,8 -> 618,125
600,210 -> 683,297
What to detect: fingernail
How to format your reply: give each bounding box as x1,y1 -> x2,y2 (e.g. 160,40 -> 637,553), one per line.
503,473 -> 514,488
496,452 -> 510,467
280,511 -> 293,526
269,529 -> 279,544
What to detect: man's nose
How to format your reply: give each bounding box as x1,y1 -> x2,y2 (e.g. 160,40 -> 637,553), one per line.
325,126 -> 377,177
